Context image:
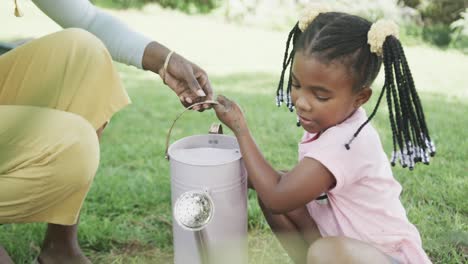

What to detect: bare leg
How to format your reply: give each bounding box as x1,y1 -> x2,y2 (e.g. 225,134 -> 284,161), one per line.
307,236 -> 395,264
257,198 -> 321,264
96,121 -> 108,139
0,246 -> 14,264
38,222 -> 90,264
38,122 -> 108,264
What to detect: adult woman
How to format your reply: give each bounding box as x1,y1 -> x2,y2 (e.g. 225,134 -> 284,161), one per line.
0,0 -> 213,263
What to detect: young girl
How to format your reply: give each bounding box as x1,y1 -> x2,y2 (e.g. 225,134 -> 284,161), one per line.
213,6 -> 435,264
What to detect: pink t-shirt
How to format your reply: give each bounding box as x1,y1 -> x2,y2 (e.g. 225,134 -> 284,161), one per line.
298,108 -> 431,264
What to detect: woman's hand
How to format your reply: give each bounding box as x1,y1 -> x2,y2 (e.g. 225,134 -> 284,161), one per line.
161,53 -> 214,111
213,95 -> 247,135
142,42 -> 213,111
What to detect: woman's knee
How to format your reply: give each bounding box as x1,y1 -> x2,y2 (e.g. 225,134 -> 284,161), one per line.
50,114 -> 100,189
67,115 -> 100,187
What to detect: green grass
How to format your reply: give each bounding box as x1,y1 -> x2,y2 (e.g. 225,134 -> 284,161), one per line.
0,64 -> 466,263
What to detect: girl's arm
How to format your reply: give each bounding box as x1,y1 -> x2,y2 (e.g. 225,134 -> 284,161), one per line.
214,96 -> 335,214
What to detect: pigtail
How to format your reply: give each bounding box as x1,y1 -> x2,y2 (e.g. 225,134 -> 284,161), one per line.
383,36 -> 435,168
346,35 -> 435,170
277,23 -> 301,113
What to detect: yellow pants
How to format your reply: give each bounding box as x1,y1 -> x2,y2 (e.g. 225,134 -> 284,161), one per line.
0,28 -> 130,225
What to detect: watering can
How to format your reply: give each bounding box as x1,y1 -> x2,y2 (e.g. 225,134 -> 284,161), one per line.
165,101 -> 248,264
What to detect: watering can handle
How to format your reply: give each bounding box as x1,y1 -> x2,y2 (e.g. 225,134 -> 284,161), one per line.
208,123 -> 223,134
165,100 -> 220,160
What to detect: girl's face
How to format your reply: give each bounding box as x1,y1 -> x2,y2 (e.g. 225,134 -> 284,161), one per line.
291,52 -> 371,134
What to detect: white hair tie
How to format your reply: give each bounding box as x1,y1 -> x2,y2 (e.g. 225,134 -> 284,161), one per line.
367,19 -> 399,57
298,3 -> 332,32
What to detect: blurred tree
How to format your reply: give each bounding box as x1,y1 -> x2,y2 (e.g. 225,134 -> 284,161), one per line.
451,8 -> 468,36
158,0 -> 220,13
397,0 -> 467,47
398,0 -> 421,9
450,8 -> 468,52
419,0 -> 466,25
91,0 -> 220,13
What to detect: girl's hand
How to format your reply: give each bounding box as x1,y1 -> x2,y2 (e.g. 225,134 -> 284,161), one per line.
213,95 -> 247,135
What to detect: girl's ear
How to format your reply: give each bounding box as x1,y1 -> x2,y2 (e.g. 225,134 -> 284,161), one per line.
354,87 -> 372,108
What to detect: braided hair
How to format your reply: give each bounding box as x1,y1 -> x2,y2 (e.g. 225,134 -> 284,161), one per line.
276,12 -> 435,170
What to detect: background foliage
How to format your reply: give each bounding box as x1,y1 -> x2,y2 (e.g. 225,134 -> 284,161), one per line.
91,0 -> 220,13
91,0 -> 468,51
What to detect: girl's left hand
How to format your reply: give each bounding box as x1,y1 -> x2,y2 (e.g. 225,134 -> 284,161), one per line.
213,95 -> 247,135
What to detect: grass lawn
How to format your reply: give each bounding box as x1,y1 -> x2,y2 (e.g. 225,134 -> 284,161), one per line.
1,3 -> 467,264
1,65 -> 466,263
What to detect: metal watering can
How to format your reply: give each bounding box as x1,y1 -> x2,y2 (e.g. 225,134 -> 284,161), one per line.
165,101 -> 248,264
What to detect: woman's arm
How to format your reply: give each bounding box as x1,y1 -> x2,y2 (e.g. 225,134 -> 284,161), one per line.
32,0 -> 213,108
214,96 -> 335,214
33,0 -> 151,69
